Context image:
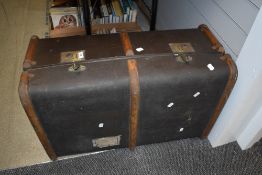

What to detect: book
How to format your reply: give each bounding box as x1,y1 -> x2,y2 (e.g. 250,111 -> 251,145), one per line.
119,0 -> 129,14
88,0 -> 137,25
50,7 -> 80,29
111,0 -> 123,17
91,0 -> 102,19
105,0 -> 113,23
100,0 -> 109,24
51,0 -> 78,7
126,0 -> 137,22
119,0 -> 130,22
77,0 -> 84,26
88,0 -> 94,20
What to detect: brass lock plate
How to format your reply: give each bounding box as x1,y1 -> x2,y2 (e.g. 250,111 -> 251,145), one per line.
169,43 -> 195,53
60,50 -> 86,63
68,64 -> 86,72
92,135 -> 121,148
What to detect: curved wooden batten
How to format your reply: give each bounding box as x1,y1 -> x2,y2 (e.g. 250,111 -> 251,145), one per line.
120,32 -> 140,150
18,72 -> 57,160
23,35 -> 39,70
199,24 -> 225,54
202,54 -> 238,138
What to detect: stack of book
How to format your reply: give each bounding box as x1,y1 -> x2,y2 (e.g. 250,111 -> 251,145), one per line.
48,0 -> 140,37
49,0 -> 84,30
89,0 -> 138,25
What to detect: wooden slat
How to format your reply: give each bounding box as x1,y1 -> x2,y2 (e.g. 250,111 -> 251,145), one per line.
92,22 -> 141,34
120,32 -> 135,56
19,72 -> 57,160
202,54 -> 238,138
199,24 -> 225,53
120,32 -> 140,150
23,35 -> 39,69
49,27 -> 86,38
127,59 -> 140,150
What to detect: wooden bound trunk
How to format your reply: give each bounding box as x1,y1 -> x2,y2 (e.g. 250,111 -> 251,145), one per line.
19,25 -> 237,160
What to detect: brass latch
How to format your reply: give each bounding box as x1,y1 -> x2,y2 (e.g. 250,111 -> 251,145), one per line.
60,50 -> 86,72
68,61 -> 86,72
169,43 -> 195,64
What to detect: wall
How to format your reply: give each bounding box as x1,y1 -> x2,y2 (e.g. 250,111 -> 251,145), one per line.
156,0 -> 261,60
209,8 -> 262,149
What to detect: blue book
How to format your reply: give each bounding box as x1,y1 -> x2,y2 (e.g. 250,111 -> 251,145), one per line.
119,0 -> 128,14
127,0 -> 134,9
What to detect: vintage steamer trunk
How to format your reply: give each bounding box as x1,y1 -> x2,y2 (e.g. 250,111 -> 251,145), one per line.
19,25 -> 237,160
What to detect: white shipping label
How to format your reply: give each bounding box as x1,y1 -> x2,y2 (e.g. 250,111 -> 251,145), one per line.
60,50 -> 85,63
92,135 -> 121,148
136,47 -> 144,52
78,51 -> 84,59
207,63 -> 215,71
193,92 -> 201,98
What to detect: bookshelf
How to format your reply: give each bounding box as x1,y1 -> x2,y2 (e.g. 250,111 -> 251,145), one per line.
48,0 -> 157,37
92,22 -> 141,33
135,0 -> 158,31
83,0 -> 143,35
49,26 -> 86,38
150,0 -> 158,30
48,0 -> 87,37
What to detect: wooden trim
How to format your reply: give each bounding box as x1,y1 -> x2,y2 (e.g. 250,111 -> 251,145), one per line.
202,54 -> 238,138
120,32 -> 135,56
120,32 -> 140,150
92,22 -> 141,34
49,27 -> 86,38
127,59 -> 140,150
200,24 -> 238,137
19,72 -> 57,160
23,36 -> 39,69
199,24 -> 225,54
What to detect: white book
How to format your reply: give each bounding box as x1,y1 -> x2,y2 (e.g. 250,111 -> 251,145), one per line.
131,9 -> 137,22
124,14 -> 128,23
109,14 -> 113,23
128,10 -> 133,22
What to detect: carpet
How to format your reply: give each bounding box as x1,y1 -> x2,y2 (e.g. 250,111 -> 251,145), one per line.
0,0 -> 50,169
1,138 -> 262,175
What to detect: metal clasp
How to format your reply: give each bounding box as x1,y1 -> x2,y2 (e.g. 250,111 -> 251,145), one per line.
174,53 -> 193,64
68,61 -> 86,72
169,43 -> 195,64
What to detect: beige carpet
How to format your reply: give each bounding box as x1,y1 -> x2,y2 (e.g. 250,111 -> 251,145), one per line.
0,0 -> 50,170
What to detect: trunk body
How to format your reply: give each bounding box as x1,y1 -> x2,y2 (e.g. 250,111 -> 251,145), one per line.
19,25 -> 237,159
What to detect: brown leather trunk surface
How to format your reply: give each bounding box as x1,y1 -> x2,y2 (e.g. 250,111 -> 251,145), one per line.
19,27 -> 237,158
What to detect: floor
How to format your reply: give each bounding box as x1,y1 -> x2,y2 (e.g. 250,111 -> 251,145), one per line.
1,138 -> 262,174
0,0 -> 50,170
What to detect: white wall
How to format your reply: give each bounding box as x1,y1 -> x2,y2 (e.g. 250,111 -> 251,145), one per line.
209,8 -> 262,149
156,0 -> 261,60
249,0 -> 262,8
156,0 -> 262,149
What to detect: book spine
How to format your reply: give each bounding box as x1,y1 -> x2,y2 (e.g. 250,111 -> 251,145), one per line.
127,0 -> 133,8
131,9 -> 137,22
128,9 -> 133,22
77,1 -> 82,26
91,0 -> 102,19
119,0 -> 126,14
